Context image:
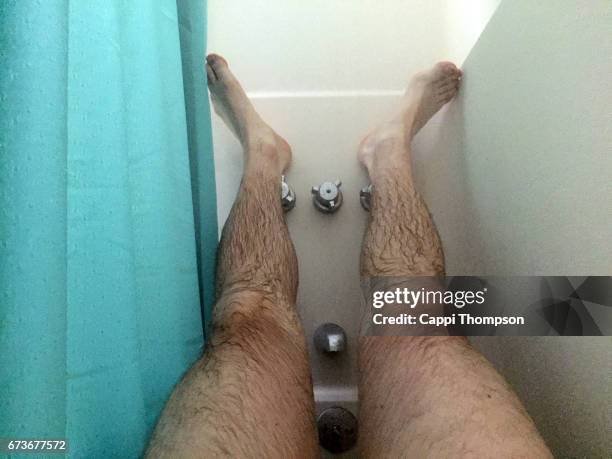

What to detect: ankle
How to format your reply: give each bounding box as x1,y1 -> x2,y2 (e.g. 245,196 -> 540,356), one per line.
244,131 -> 290,175
244,157 -> 283,180
369,159 -> 413,188
401,110 -> 420,141
364,141 -> 412,177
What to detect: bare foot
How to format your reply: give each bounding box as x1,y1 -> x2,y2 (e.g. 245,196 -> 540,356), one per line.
206,53 -> 291,174
358,62 -> 462,173
402,61 -> 462,138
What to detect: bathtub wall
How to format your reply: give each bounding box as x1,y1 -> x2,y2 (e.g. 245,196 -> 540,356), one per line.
208,0 -> 611,456
209,0 -> 501,227
414,0 -> 611,455
416,0 -> 612,276
208,0 -> 501,422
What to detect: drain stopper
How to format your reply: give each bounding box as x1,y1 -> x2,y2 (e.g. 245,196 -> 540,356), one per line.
317,406 -> 358,454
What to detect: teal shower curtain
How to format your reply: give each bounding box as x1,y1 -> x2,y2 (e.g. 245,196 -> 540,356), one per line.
0,1 -> 217,457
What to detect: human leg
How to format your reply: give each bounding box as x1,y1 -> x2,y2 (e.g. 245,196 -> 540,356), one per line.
146,55 -> 317,458
357,63 -> 551,458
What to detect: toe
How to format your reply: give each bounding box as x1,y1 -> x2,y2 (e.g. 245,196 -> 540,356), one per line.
206,62 -> 217,84
441,85 -> 459,100
434,61 -> 461,82
207,53 -> 228,66
436,83 -> 456,96
436,75 -> 460,92
206,53 -> 230,81
436,61 -> 456,72
437,61 -> 456,70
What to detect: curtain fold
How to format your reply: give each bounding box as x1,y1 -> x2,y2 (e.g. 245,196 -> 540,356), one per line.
0,0 -> 217,457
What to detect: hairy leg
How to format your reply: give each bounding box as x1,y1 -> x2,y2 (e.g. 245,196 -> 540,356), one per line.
357,63 -> 551,458
146,55 -> 317,458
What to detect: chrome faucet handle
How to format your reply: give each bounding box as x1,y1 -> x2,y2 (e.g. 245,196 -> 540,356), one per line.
281,175 -> 296,212
360,184 -> 372,211
311,179 -> 343,213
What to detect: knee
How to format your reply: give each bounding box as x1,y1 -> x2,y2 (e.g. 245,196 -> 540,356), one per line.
214,290 -> 272,325
212,290 -> 303,343
217,269 -> 297,310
